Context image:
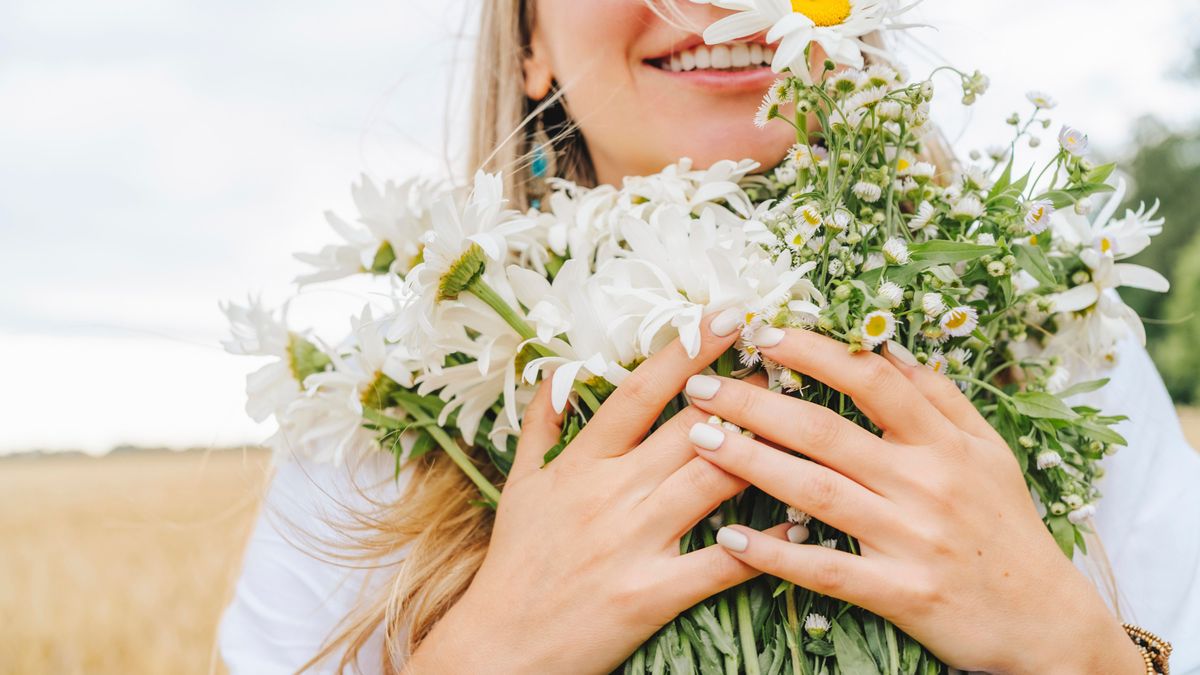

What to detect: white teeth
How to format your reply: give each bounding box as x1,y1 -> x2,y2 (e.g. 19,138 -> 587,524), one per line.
710,45 -> 731,69
658,41 -> 769,72
730,43 -> 750,68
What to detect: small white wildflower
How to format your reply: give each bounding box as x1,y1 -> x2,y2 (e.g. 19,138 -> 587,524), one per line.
926,349 -> 949,374
878,100 -> 904,121
1074,198 -> 1093,216
907,161 -> 937,180
882,238 -> 911,265
853,181 -> 883,203
921,292 -> 947,317
967,284 -> 989,303
1058,125 -> 1090,157
755,90 -> 781,129
1026,90 -> 1058,109
878,281 -> 904,308
1068,504 -> 1097,525
946,347 -> 973,370
1062,494 -> 1084,509
1046,366 -> 1071,393
977,232 -> 996,246
786,506 -> 812,526
827,208 -> 853,232
1036,450 -> 1064,470
819,538 -> 839,549
950,195 -> 985,221
777,367 -> 805,393
861,310 -> 897,349
828,259 -> 846,277
909,201 -> 937,231
804,614 -> 832,639
987,261 -> 1007,277
1024,200 -> 1055,234
940,306 -> 979,337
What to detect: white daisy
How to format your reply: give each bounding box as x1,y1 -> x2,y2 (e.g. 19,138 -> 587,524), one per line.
921,292 -> 947,317
1058,125 -> 1090,157
926,348 -> 948,374
861,310 -> 897,348
1026,90 -> 1057,109
882,237 -> 910,264
1024,200 -> 1055,235
1036,450 -> 1064,470
221,297 -> 313,423
940,306 -> 979,337
804,613 -> 832,639
950,194 -> 984,221
692,0 -> 924,79
877,281 -> 904,308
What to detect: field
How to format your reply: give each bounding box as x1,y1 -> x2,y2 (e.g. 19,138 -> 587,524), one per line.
0,449 -> 270,675
2,416 -> 1199,675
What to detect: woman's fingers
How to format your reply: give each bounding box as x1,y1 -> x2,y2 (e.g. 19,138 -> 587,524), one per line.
509,377 -> 563,482
688,422 -> 899,539
636,456 -> 748,540
713,525 -> 895,611
684,374 -> 890,486
752,328 -> 952,445
577,308 -> 743,456
623,406 -> 713,485
882,343 -> 1002,443
660,524 -> 791,610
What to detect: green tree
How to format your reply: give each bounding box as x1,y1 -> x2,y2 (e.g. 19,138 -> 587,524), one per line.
1156,231 -> 1200,403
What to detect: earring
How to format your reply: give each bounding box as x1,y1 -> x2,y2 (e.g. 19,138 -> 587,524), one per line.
527,112 -> 557,208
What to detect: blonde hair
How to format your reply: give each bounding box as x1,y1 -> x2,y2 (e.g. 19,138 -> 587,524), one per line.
305,3 -> 1114,672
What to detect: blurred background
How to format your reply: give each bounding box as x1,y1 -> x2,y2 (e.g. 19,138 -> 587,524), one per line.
2,0 -> 1198,672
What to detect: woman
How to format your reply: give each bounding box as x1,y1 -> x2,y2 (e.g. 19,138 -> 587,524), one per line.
220,1 -> 1200,672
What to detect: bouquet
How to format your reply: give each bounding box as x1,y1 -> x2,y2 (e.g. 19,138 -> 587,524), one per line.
224,3 -> 1170,673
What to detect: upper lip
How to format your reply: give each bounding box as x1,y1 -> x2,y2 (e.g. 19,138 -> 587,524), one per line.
643,33 -> 771,62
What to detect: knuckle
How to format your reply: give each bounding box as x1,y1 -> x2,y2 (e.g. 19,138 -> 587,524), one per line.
804,468 -> 841,513
811,556 -> 846,594
617,372 -> 656,409
802,410 -> 841,450
683,460 -> 726,495
860,355 -> 898,392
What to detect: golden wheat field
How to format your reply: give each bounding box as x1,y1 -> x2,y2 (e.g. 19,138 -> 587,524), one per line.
2,415 -> 1199,675
0,449 -> 270,675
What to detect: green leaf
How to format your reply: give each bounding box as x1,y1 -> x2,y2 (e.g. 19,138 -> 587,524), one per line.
1054,378 -> 1110,399
1012,391 -> 1080,421
909,240 -> 1002,264
1037,183 -> 1115,209
832,618 -> 880,675
689,605 -> 738,658
988,155 -> 1015,200
1085,162 -> 1117,184
1011,244 -> 1056,289
1080,421 -> 1128,446
1048,515 -> 1076,557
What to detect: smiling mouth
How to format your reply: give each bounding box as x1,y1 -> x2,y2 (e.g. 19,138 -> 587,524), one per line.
648,41 -> 775,73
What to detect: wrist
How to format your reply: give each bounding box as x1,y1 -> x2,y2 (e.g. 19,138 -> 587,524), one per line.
405,589 -> 527,675
1000,564 -> 1145,675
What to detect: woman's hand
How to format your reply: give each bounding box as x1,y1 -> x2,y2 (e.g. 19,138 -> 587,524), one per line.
407,310 -> 779,675
683,327 -> 1145,675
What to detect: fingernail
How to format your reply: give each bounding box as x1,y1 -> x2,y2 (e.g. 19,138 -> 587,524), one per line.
689,422 -> 726,451
685,374 -> 721,401
885,340 -> 919,367
787,524 -> 810,544
710,307 -> 744,337
716,527 -> 749,553
752,326 -> 785,348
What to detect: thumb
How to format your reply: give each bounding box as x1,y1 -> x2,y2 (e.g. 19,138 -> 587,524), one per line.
509,375 -> 564,482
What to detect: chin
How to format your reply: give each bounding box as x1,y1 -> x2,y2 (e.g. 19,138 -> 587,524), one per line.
657,114 -> 795,174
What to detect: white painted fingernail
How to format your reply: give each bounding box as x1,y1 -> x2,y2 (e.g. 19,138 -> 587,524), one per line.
716,527 -> 749,553
752,326 -> 785,348
710,307 -> 744,337
885,340 -> 919,367
689,422 -> 726,451
787,524 -> 810,544
685,374 -> 721,401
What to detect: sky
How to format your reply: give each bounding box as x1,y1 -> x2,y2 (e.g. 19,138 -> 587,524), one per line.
2,0 -> 1198,454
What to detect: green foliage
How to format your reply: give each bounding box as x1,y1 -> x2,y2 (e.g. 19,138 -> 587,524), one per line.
1155,231 -> 1200,403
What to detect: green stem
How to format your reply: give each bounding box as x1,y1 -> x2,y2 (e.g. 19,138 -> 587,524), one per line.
467,276 -> 603,414
736,588 -> 761,675
785,586 -> 804,675
375,404 -> 502,505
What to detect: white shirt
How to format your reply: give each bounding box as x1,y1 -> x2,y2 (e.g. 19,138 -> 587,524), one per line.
219,340 -> 1200,674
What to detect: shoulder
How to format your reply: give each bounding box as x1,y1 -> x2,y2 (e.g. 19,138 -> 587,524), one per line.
219,451 -> 411,675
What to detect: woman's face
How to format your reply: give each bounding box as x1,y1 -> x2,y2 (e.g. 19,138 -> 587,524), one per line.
527,0 -> 807,185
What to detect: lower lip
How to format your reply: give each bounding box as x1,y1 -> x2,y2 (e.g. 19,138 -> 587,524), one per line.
642,62 -> 778,93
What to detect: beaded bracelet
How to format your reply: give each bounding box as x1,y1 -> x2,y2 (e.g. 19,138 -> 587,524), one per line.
1123,623 -> 1172,675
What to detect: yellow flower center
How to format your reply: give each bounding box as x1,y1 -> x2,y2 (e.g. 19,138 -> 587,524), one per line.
944,310 -> 968,330
896,158 -> 911,172
1100,237 -> 1112,254
865,314 -> 889,337
791,0 -> 853,27
802,207 -> 822,226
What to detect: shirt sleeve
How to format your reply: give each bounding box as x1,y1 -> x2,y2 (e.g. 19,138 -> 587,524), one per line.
219,452 -> 410,675
1076,339 -> 1200,672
